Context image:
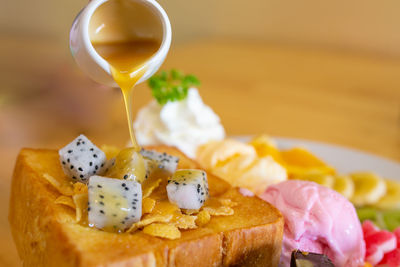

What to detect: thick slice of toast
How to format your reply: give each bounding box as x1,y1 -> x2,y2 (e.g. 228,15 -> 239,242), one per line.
9,146 -> 283,267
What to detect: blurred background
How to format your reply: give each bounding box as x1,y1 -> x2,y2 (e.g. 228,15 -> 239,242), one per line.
1,0 -> 400,266
3,0 -> 400,54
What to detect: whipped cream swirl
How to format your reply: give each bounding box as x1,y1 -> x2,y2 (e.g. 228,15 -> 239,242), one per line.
133,88 -> 225,158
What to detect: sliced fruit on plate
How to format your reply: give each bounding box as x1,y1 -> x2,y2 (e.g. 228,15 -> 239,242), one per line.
291,173 -> 355,199
374,179 -> 400,210
366,244 -> 384,265
280,147 -> 335,177
197,139 -> 256,169
350,172 -> 386,207
358,207 -> 400,231
365,230 -> 397,254
249,137 -> 336,180
362,220 -> 398,265
287,166 -> 336,181
333,175 -> 354,199
363,220 -> 380,238
294,173 -> 335,188
378,248 -> 400,267
280,147 -> 329,168
394,228 -> 400,248
249,135 -> 284,164
197,138 -> 287,195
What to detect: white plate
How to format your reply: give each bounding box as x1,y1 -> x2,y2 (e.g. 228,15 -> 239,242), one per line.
237,136 -> 400,179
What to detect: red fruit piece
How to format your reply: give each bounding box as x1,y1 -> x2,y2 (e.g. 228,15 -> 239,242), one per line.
365,230 -> 397,254
363,220 -> 380,238
394,227 -> 400,248
366,244 -> 384,265
379,248 -> 400,267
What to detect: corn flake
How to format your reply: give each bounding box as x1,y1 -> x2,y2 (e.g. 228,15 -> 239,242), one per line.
203,197 -> 234,208
218,198 -> 237,207
143,198 -> 156,214
43,173 -> 74,196
127,214 -> 173,233
203,206 -> 234,216
142,178 -> 162,198
127,201 -> 179,232
73,193 -> 88,223
182,209 -> 199,215
202,197 -> 235,216
172,214 -> 197,229
54,195 -> 75,209
152,201 -> 180,216
196,210 -> 211,226
73,182 -> 88,195
143,223 -> 181,240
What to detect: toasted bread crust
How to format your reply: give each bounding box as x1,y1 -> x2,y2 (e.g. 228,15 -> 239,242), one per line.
9,147 -> 283,267
9,149 -> 80,267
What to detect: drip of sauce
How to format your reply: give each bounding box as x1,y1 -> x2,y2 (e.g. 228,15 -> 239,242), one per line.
92,186 -> 129,233
92,40 -> 160,150
89,0 -> 162,150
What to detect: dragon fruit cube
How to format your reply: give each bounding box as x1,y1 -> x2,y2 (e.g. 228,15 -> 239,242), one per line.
59,134 -> 107,183
88,176 -> 142,232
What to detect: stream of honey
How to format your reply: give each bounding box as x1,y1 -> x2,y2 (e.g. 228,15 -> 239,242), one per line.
92,40 -> 160,150
88,0 -> 162,150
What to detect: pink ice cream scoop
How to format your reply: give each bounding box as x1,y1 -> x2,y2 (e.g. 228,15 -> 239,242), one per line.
260,180 -> 365,267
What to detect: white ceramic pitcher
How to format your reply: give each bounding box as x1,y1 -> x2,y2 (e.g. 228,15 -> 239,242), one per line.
69,0 -> 171,87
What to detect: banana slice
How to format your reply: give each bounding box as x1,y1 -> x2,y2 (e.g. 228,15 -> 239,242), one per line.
333,175 -> 354,199
350,172 -> 386,207
374,179 -> 400,210
288,166 -> 336,181
293,173 -> 335,188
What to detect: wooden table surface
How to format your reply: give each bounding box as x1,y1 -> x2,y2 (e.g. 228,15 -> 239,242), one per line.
1,37 -> 399,266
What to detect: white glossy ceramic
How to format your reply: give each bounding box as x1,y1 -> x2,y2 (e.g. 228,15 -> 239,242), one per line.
69,0 -> 171,87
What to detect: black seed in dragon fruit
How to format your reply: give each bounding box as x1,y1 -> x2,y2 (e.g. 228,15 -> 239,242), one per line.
140,149 -> 179,176
143,157 -> 157,180
166,169 -> 209,210
88,176 -> 142,232
59,134 -> 107,183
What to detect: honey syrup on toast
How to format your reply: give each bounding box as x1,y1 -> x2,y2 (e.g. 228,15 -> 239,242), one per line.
89,0 -> 162,151
92,40 -> 160,150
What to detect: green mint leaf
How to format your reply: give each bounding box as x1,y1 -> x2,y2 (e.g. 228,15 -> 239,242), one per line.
171,69 -> 184,80
183,75 -> 200,86
147,69 -> 201,105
